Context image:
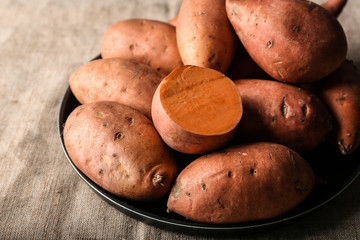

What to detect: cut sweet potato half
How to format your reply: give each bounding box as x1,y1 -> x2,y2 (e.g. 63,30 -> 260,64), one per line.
151,65 -> 243,154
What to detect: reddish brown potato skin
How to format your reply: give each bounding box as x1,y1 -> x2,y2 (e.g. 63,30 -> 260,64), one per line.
226,0 -> 347,84
63,101 -> 177,201
167,142 -> 315,224
177,0 -> 237,73
69,58 -> 164,118
316,60 -> 360,155
101,19 -> 182,75
233,79 -> 332,153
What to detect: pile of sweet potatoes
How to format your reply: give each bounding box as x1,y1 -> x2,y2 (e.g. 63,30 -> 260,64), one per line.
63,0 -> 359,224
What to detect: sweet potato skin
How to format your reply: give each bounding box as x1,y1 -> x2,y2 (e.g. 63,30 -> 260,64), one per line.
101,19 -> 182,75
176,0 -> 237,73
233,79 -> 332,153
316,60 -> 360,155
63,101 -> 177,201
69,58 -> 164,118
226,0 -> 347,84
167,142 -> 315,224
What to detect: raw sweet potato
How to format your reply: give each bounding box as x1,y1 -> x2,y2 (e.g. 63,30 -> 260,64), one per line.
167,142 -> 315,224
151,65 -> 243,154
63,101 -> 177,201
316,60 -> 360,155
232,79 -> 332,153
101,19 -> 182,75
176,0 -> 237,73
226,0 -> 347,84
69,58 -> 164,118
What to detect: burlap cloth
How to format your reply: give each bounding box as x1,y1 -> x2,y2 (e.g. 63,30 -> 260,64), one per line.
1,0 -> 359,239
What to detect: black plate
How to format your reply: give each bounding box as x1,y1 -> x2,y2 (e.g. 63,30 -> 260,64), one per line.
58,59 -> 360,236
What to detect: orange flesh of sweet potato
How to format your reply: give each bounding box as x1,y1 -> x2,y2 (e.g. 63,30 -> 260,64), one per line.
159,65 -> 242,135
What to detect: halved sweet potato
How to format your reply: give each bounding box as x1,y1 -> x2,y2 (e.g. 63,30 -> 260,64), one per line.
151,65 -> 243,154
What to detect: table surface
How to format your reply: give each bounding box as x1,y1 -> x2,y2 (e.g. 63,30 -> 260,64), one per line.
1,0 -> 360,239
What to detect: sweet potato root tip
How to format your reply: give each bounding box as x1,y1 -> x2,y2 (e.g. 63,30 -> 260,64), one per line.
159,65 -> 242,135
321,0 -> 348,18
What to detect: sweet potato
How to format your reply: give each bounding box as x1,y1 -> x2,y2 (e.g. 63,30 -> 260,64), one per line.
232,79 -> 332,153
101,19 -> 182,75
167,142 -> 315,224
226,0 -> 347,84
69,58 -> 164,118
316,60 -> 360,155
63,101 -> 177,201
176,0 -> 237,73
151,65 -> 243,154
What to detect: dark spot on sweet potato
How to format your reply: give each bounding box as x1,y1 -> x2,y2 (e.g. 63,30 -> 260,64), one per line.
271,116 -> 277,122
208,35 -> 216,39
202,183 -> 206,190
250,168 -> 257,175
217,198 -> 225,209
281,95 -> 288,117
102,123 -> 108,127
99,169 -> 104,175
186,192 -> 191,197
114,132 -> 124,141
127,117 -> 134,126
265,40 -> 273,49
129,44 -> 134,50
269,153 -> 273,161
293,25 -> 300,33
336,93 -> 348,101
112,153 -> 117,158
209,53 -> 216,63
228,171 -> 233,177
299,64 -> 309,72
196,11 -> 206,16
302,104 -> 308,117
